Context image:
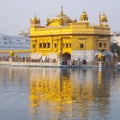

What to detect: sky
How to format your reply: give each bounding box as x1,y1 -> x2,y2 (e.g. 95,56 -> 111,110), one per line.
0,0 -> 120,35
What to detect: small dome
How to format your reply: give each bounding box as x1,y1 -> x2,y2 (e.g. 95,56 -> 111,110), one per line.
99,13 -> 107,23
30,16 -> 40,25
80,10 -> 88,21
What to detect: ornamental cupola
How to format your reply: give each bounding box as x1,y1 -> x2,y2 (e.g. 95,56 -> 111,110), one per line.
80,10 -> 89,22
99,13 -> 108,26
30,16 -> 40,27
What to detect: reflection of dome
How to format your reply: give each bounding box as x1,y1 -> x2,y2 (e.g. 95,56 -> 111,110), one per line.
80,10 -> 88,21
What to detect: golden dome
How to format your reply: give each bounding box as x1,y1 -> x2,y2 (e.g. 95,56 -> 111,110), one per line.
52,6 -> 72,25
99,13 -> 107,23
80,10 -> 88,21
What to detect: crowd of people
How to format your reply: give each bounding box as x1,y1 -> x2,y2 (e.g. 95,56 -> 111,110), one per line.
0,55 -> 88,66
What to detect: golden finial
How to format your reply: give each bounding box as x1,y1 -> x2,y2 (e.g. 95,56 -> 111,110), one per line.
61,6 -> 63,14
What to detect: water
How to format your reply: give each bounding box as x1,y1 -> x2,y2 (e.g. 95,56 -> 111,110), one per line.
0,66 -> 120,120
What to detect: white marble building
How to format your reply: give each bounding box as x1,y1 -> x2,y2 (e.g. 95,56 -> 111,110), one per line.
111,33 -> 120,46
0,33 -> 30,50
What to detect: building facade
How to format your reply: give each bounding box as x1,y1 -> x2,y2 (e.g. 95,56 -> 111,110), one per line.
111,33 -> 120,46
0,33 -> 29,50
29,7 -> 111,65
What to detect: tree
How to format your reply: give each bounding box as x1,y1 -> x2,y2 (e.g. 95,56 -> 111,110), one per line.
110,43 -> 120,57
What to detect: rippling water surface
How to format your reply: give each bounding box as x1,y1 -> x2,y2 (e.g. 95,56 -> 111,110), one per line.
0,66 -> 120,120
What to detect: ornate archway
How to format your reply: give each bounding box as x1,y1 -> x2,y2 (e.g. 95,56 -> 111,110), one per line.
62,53 -> 71,65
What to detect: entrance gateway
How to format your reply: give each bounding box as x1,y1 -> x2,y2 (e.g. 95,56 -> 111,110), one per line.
62,53 -> 71,65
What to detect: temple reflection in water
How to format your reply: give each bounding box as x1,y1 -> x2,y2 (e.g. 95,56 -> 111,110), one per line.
29,68 -> 72,107
29,68 -> 112,120
0,65 -> 120,120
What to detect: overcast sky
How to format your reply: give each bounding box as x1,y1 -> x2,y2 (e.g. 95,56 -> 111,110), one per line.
0,0 -> 119,35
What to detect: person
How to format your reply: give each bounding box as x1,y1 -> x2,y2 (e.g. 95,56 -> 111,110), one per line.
82,59 -> 87,65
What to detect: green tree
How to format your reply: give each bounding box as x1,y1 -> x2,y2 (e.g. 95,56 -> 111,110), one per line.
110,43 -> 120,57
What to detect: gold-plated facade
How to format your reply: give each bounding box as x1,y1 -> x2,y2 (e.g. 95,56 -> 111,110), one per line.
29,7 -> 111,65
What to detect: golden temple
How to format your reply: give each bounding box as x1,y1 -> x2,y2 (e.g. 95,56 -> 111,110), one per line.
29,7 -> 111,65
